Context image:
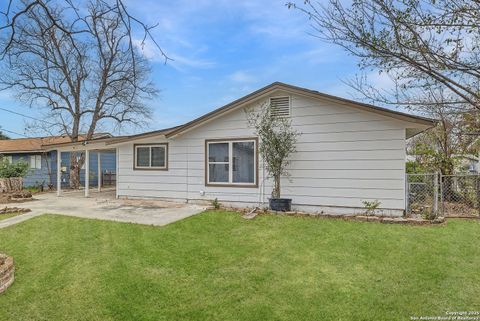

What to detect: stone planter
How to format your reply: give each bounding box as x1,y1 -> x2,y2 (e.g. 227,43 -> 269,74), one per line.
0,254 -> 14,295
0,177 -> 23,193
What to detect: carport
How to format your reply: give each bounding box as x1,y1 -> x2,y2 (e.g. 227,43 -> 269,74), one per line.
43,137 -> 119,198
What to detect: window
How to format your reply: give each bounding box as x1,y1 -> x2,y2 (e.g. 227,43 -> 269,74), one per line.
134,144 -> 168,170
206,139 -> 257,187
269,96 -> 291,117
30,155 -> 42,169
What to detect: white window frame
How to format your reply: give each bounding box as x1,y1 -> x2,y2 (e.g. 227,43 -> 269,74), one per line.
134,143 -> 168,170
206,139 -> 257,187
30,155 -> 42,169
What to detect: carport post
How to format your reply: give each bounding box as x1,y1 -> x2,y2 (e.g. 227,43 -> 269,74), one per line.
56,150 -> 61,196
85,149 -> 90,197
97,152 -> 101,192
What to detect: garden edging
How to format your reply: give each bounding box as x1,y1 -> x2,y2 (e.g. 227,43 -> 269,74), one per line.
0,254 -> 14,294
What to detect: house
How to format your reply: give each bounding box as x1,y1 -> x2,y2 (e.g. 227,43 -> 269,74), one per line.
458,155 -> 480,173
50,82 -> 435,216
0,135 -> 116,188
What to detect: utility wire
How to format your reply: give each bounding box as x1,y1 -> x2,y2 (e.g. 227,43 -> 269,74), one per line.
0,107 -> 56,126
0,127 -> 30,138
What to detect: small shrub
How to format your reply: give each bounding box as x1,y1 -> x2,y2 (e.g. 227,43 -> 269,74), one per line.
211,198 -> 221,210
24,186 -> 39,193
0,158 -> 29,178
25,181 -> 45,193
362,200 -> 381,216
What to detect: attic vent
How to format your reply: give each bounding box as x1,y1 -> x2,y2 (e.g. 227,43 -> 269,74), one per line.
269,96 -> 291,117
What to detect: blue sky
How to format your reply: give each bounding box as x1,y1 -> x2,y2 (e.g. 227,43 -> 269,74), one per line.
0,0 -> 391,138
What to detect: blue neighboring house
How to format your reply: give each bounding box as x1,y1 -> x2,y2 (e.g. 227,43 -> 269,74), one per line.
0,135 -> 116,188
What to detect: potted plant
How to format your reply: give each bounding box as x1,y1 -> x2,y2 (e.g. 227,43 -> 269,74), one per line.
247,101 -> 300,211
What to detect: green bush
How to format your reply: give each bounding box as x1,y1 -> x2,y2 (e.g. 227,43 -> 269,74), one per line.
0,157 -> 29,178
211,198 -> 221,210
362,200 -> 381,216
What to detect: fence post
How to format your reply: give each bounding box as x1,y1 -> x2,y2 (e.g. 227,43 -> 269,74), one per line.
434,173 -> 439,216
476,174 -> 480,217
439,173 -> 444,217
405,174 -> 409,215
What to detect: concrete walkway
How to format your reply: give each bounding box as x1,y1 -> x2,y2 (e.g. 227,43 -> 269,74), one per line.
0,191 -> 206,229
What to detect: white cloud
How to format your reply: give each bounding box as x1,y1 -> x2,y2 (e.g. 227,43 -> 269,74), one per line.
134,39 -> 215,72
228,71 -> 256,84
126,0 -> 321,70
169,53 -> 216,70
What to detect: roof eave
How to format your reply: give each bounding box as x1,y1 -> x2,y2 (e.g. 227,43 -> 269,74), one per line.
0,149 -> 45,154
42,137 -> 122,149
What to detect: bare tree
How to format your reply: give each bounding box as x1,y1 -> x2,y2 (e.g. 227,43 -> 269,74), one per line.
288,0 -> 480,110
406,106 -> 463,176
0,0 -> 168,188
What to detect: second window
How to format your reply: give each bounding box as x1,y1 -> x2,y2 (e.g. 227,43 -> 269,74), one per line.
134,144 -> 168,169
206,139 -> 257,186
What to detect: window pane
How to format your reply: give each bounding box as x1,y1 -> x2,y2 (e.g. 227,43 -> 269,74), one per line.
36,155 -> 42,169
208,143 -> 229,162
30,156 -> 35,169
151,146 -> 165,167
136,147 -> 150,167
232,142 -> 255,183
209,164 -> 229,183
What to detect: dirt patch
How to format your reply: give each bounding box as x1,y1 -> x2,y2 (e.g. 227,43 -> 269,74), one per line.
121,199 -> 184,209
443,202 -> 480,218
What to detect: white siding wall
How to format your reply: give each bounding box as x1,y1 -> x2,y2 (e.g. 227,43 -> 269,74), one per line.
117,90 -> 410,216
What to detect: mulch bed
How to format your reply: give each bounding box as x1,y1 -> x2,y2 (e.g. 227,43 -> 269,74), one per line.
276,212 -> 445,225
229,207 -> 446,225
0,191 -> 33,204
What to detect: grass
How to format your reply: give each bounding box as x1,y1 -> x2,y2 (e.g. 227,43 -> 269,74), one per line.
0,212 -> 479,321
0,212 -> 21,221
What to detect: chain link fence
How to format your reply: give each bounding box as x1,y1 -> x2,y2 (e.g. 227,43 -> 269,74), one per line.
441,175 -> 480,218
406,173 -> 438,219
406,173 -> 480,218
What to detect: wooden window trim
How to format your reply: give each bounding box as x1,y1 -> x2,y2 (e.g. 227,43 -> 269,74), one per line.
205,137 -> 259,188
29,154 -> 42,169
133,143 -> 169,171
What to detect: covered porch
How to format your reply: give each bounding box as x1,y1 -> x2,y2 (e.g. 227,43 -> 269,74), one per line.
45,138 -> 118,198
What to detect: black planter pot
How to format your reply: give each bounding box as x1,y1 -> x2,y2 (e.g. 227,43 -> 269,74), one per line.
269,198 -> 292,212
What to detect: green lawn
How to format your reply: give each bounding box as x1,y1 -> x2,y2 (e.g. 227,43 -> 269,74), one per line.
0,212 -> 21,221
0,212 -> 479,321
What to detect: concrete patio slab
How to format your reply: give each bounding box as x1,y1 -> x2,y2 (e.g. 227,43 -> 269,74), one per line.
0,191 -> 206,229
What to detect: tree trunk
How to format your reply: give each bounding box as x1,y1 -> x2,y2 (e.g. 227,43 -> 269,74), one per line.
272,173 -> 281,198
441,163 -> 455,202
69,152 -> 85,189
